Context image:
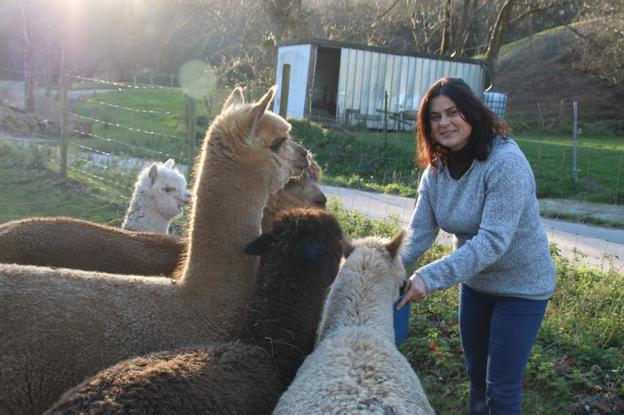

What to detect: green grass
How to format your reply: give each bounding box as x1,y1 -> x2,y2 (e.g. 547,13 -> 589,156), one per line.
0,141 -> 622,414
0,142 -> 125,225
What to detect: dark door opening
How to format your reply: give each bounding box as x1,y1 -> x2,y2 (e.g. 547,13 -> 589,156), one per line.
310,47 -> 340,120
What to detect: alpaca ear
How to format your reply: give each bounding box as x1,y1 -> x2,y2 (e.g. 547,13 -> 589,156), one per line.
222,87 -> 244,111
385,230 -> 405,259
243,234 -> 275,255
342,236 -> 355,258
248,85 -> 277,140
148,164 -> 159,185
164,159 -> 175,169
294,238 -> 328,264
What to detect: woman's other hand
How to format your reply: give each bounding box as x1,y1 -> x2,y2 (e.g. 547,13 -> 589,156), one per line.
396,273 -> 427,310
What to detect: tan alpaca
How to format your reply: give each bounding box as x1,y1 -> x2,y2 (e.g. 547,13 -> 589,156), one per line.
0,157 -> 324,277
0,217 -> 183,276
0,86 -> 308,415
261,156 -> 326,232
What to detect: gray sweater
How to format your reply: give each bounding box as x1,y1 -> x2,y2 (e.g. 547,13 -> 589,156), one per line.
401,137 -> 556,300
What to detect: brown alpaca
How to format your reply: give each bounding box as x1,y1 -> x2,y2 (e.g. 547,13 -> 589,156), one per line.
0,86 -> 308,415
45,209 -> 346,415
0,217 -> 183,276
0,157 -> 324,277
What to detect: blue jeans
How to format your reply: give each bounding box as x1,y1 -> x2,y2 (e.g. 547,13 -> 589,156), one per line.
459,283 -> 548,415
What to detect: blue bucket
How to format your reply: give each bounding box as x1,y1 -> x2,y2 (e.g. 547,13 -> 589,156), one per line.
393,295 -> 410,346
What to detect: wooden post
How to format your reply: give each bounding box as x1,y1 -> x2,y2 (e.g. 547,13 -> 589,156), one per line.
572,101 -> 578,182
616,155 -> 623,205
59,0 -> 68,178
384,90 -> 388,147
186,95 -> 196,177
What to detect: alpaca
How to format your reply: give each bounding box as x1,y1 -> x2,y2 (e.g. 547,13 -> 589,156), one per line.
261,156 -> 326,232
122,158 -> 191,234
0,217 -> 183,276
273,231 -> 436,415
0,154 -> 322,277
45,209 -> 345,415
0,86 -> 309,414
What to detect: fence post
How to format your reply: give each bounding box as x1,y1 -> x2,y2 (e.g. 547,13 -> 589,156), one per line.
572,101 -> 578,182
616,155 -> 623,205
59,70 -> 68,178
384,90 -> 388,147
59,3 -> 68,179
185,95 -> 196,177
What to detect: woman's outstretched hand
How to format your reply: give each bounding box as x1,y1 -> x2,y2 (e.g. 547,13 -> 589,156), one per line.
396,273 -> 427,310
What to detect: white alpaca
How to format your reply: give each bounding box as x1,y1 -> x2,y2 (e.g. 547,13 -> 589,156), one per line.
122,159 -> 191,234
273,231 -> 436,415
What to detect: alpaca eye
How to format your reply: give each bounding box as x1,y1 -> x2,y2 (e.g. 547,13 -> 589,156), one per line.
270,137 -> 286,153
164,187 -> 175,193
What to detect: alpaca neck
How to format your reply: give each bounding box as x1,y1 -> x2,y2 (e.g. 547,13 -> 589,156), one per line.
123,190 -> 170,234
241,261 -> 335,379
178,146 -> 272,329
318,260 -> 395,343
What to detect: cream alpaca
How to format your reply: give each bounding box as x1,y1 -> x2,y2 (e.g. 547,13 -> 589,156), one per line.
122,158 -> 191,234
0,86 -> 308,414
273,232 -> 436,415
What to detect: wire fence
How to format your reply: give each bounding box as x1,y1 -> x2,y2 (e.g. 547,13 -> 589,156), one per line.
1,69 -> 624,272
1,68 -> 623,203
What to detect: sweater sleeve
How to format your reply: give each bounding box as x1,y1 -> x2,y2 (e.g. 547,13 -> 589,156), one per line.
417,149 -> 535,293
400,170 -> 440,268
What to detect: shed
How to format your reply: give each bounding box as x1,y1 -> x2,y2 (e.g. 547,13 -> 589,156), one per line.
274,39 -> 485,130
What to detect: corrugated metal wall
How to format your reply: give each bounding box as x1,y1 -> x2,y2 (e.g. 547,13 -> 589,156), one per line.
336,48 -> 484,130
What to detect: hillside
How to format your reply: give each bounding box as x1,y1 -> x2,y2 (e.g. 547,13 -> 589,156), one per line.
494,21 -> 624,132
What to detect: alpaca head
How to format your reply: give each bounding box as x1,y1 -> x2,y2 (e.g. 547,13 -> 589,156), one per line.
141,159 -> 192,220
245,208 -> 346,280
316,230 -> 406,341
345,230 -> 407,301
207,86 -> 309,194
277,176 -> 327,211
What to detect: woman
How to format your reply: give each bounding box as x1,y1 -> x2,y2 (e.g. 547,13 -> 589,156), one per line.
396,77 -> 556,415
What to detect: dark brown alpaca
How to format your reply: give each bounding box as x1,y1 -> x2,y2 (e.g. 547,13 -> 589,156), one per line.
45,209 -> 346,415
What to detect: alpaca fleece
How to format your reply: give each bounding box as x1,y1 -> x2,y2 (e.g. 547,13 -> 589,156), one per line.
0,217 -> 183,276
0,86 -> 308,415
273,233 -> 436,415
46,209 -> 345,415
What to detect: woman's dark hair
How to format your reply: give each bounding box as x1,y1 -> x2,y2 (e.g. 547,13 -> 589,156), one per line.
416,77 -> 509,169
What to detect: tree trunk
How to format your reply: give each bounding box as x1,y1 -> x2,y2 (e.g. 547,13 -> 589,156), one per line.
484,0 -> 516,66
439,0 -> 453,54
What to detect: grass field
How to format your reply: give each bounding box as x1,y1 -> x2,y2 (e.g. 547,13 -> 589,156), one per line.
67,87 -> 624,204
0,141 -> 622,413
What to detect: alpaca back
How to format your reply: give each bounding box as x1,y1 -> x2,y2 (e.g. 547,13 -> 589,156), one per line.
0,217 -> 182,275
45,209 -> 345,415
273,232 -> 436,415
122,159 -> 191,234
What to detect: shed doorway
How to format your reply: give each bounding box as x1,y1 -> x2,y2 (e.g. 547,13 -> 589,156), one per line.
310,47 -> 340,120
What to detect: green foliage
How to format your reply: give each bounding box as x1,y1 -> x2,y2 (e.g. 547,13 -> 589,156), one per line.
327,197 -> 401,239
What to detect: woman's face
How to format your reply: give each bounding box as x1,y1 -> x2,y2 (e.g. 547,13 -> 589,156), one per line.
429,94 -> 472,151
